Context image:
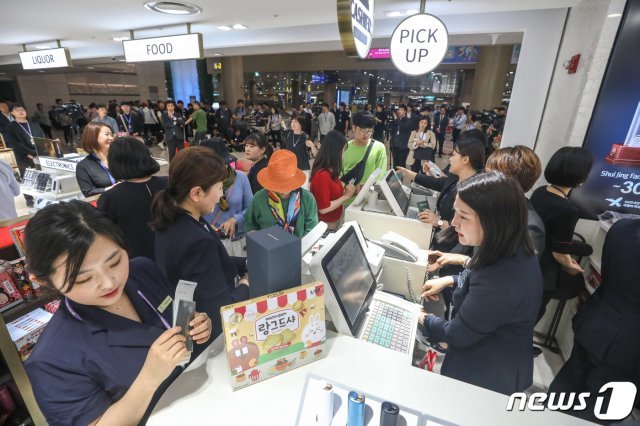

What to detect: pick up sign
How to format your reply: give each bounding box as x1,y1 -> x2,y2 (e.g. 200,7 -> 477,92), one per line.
390,14 -> 449,76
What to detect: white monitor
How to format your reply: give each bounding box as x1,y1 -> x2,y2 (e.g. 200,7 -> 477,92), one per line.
309,225 -> 377,337
379,169 -> 410,217
351,168 -> 381,206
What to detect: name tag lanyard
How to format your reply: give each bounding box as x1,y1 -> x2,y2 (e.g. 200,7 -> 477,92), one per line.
17,121 -> 35,146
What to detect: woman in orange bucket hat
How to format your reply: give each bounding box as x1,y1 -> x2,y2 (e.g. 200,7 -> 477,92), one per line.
244,149 -> 319,237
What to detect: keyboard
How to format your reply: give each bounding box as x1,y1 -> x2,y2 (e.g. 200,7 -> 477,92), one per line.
361,300 -> 414,354
406,208 -> 419,219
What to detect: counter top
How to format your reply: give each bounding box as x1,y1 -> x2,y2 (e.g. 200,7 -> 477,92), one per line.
149,332 -> 589,425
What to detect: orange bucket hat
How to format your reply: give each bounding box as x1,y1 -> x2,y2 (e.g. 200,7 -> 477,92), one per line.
257,150 -> 306,193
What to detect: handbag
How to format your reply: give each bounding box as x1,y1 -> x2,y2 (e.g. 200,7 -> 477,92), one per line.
341,140 -> 375,185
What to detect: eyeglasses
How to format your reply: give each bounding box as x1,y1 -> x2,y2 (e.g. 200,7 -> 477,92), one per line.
357,127 -> 374,135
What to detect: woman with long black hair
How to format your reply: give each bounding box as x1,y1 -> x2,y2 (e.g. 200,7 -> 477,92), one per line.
421,172 -> 542,395
309,131 -> 355,230
23,201 -> 211,425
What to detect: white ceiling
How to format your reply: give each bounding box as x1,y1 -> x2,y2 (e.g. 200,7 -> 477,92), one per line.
0,0 -> 580,65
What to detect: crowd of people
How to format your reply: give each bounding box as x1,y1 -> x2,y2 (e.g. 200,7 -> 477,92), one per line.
0,95 -> 638,424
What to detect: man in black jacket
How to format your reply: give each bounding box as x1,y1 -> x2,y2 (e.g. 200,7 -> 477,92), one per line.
4,104 -> 45,206
117,102 -> 144,137
390,104 -> 413,169
549,218 -> 640,422
434,105 -> 449,157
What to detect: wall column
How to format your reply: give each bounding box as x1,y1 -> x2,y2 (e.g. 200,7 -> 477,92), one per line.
323,82 -> 337,106
221,56 -> 245,104
469,45 -> 512,110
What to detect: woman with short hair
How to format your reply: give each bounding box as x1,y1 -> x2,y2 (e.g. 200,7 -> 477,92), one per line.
76,122 -> 116,197
97,137 -> 167,259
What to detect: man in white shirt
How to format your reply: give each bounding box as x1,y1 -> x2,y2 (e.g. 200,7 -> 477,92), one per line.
317,102 -> 335,142
452,106 -> 468,146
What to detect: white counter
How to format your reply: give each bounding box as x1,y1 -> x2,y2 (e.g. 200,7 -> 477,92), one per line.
149,332 -> 589,425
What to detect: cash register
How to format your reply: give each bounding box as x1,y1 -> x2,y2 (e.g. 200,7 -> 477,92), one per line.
307,223 -> 420,357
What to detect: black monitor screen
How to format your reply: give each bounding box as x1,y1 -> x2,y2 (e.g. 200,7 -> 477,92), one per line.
386,171 -> 409,214
321,227 -> 377,334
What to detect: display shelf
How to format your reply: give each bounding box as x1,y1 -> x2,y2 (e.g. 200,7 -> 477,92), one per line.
1,294 -> 58,324
20,188 -> 83,201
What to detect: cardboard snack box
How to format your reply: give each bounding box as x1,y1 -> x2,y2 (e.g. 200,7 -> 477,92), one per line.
221,282 -> 326,390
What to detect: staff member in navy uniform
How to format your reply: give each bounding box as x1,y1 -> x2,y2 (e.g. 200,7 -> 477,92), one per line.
152,147 -> 250,338
23,201 -> 212,425
549,218 -> 640,422
420,172 -> 542,395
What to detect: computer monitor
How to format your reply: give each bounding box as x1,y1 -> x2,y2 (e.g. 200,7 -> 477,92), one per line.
309,225 -> 377,336
379,169 -> 410,217
351,168 -> 381,206
33,137 -> 63,158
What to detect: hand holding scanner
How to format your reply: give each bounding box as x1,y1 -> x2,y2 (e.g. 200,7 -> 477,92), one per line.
379,232 -> 420,262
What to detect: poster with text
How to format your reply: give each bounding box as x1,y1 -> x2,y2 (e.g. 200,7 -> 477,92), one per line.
571,0 -> 640,217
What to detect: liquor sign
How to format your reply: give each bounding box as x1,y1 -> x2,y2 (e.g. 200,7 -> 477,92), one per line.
19,48 -> 72,70
123,33 -> 203,62
338,0 -> 375,59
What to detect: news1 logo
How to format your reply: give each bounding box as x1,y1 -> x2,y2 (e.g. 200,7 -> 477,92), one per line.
507,382 -> 637,421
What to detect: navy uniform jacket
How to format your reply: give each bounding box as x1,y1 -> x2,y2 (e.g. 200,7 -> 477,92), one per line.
154,212 -> 249,337
434,113 -> 449,136
423,250 -> 542,395
572,219 -> 640,378
25,258 -> 191,426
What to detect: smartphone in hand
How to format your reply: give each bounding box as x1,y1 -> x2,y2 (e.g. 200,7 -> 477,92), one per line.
427,161 -> 444,178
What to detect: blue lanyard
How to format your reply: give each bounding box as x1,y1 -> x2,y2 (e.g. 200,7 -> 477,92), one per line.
65,290 -> 171,330
123,113 -> 133,132
91,153 -> 116,185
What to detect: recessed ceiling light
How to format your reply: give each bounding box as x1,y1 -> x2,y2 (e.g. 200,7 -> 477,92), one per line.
608,13 -> 622,17
113,37 -> 130,41
144,1 -> 202,15
87,66 -> 95,69
35,45 -> 51,49
119,59 -> 126,62
232,24 -> 247,30
212,53 -> 223,56
217,25 -> 232,31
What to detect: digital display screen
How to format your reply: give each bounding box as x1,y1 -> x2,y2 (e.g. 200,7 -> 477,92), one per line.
386,172 -> 409,214
323,229 -> 375,326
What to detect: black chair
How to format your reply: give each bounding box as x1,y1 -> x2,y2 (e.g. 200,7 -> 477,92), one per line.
539,233 -> 593,353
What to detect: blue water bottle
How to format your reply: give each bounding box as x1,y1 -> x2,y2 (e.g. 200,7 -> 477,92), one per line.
347,391 -> 365,426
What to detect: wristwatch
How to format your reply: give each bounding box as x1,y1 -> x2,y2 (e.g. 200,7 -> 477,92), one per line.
437,219 -> 444,227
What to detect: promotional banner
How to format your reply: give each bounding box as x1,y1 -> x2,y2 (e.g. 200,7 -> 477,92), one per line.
571,0 -> 640,217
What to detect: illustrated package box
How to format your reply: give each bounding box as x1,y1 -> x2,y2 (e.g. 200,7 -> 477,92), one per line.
221,282 -> 327,390
7,308 -> 53,360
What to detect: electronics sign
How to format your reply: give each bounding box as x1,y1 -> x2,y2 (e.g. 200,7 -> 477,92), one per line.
571,1 -> 640,216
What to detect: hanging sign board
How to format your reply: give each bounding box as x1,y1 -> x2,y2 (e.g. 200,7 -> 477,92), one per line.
19,48 -> 72,70
390,13 -> 449,76
337,0 -> 375,59
123,33 -> 203,62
